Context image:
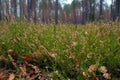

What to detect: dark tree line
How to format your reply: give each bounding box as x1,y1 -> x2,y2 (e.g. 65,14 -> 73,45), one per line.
0,0 -> 120,24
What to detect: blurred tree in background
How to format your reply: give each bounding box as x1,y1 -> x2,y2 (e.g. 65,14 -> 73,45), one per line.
0,0 -> 119,24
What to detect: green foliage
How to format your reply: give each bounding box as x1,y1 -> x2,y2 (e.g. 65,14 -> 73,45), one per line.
0,22 -> 119,79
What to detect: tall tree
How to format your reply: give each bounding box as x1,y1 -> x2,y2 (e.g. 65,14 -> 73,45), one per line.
99,0 -> 104,19
47,0 -> 52,23
30,0 -> 36,22
5,0 -> 9,16
41,0 -> 46,23
82,0 -> 88,24
111,0 -> 115,21
11,0 -> 17,17
27,0 -> 31,21
55,0 -> 58,24
73,0 -> 77,24
71,0 -> 81,24
116,0 -> 120,20
0,0 -> 2,20
13,0 -> 17,17
20,0 -> 27,19
11,0 -> 14,15
88,0 -> 95,21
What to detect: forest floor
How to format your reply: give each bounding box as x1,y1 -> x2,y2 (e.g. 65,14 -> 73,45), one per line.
0,21 -> 120,80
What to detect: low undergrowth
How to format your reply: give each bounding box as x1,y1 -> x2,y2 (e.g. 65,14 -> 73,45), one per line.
0,21 -> 120,80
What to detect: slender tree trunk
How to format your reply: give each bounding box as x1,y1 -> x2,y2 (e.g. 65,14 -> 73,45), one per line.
38,0 -> 41,21
42,0 -> 44,22
11,0 -> 17,17
20,0 -> 22,18
5,0 -> 9,16
99,0 -> 104,19
55,0 -> 58,24
73,0 -> 77,24
20,0 -> 28,18
89,0 -> 95,21
33,0 -> 36,23
116,0 -> 120,20
30,0 -> 33,20
29,0 -> 36,22
111,0 -> 115,21
27,0 -> 31,21
82,0 -> 88,24
48,0 -> 52,23
0,0 -> 2,20
13,0 -> 17,18
11,0 -> 14,15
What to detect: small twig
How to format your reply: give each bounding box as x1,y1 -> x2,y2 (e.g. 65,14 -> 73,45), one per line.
8,54 -> 17,68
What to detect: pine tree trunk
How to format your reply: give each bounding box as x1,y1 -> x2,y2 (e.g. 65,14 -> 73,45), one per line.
13,0 -> 17,18
116,0 -> 120,20
5,0 -> 9,16
55,0 -> 58,24
42,0 -> 45,23
48,0 -> 52,23
82,0 -> 88,24
11,0 -> 14,15
111,0 -> 115,21
0,0 -> 2,20
89,0 -> 95,21
30,0 -> 36,23
27,0 -> 31,21
19,0 -> 27,19
73,0 -> 77,24
99,0 -> 103,19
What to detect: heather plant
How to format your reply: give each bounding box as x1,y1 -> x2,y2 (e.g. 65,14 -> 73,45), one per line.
0,21 -> 120,79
